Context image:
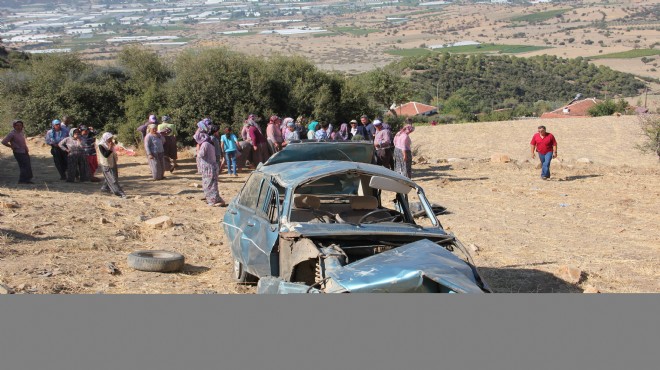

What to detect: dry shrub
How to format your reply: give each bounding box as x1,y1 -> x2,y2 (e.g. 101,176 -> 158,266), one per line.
637,114 -> 660,160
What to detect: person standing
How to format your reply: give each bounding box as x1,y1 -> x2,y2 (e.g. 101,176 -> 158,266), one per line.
58,128 -> 89,182
158,115 -> 178,169
394,124 -> 415,178
159,127 -> 177,173
45,119 -> 69,180
362,115 -> 375,141
266,115 -> 284,154
248,120 -> 269,166
373,120 -> 393,170
195,131 -> 226,206
530,125 -> 558,180
2,120 -> 34,184
79,125 -> 100,182
96,132 -> 126,198
144,124 -> 166,180
221,126 -> 240,177
283,120 -> 300,144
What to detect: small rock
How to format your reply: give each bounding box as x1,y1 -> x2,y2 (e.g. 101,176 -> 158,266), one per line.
115,235 -> 127,242
106,262 -> 120,276
583,285 -> 601,293
190,183 -> 202,188
0,201 -> 19,209
416,156 -> 429,164
0,284 -> 13,294
434,158 -> 447,164
576,158 -> 592,164
136,215 -> 148,222
556,265 -> 582,284
467,243 -> 481,254
144,215 -> 174,229
100,217 -> 109,225
490,153 -> 511,163
16,283 -> 27,291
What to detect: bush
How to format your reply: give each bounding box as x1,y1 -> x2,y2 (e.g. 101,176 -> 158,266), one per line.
637,114 -> 660,160
588,99 -> 629,117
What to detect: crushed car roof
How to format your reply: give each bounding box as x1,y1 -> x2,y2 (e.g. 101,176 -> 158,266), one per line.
258,160 -> 417,188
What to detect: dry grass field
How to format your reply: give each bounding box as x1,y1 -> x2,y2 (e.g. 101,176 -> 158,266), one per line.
1,115 -> 658,294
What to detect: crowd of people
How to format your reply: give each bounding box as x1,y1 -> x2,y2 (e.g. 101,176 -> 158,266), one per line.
3,113 -> 560,196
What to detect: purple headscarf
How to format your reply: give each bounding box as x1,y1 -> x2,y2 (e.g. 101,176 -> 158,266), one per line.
339,123 -> 349,141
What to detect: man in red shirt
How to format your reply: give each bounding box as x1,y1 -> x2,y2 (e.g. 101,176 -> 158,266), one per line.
530,125 -> 557,180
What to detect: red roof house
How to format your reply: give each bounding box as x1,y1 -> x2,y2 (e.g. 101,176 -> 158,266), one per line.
541,98 -> 601,119
389,102 -> 438,117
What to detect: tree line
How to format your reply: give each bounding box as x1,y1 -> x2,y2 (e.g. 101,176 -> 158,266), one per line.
0,45 -> 648,143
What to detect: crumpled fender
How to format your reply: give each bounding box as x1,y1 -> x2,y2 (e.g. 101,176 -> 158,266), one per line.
324,239 -> 486,293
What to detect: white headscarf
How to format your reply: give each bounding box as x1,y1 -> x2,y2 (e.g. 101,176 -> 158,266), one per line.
99,132 -> 114,150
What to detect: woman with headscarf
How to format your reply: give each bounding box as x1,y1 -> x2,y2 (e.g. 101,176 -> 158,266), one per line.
337,123 -> 349,141
58,128 -> 90,182
248,118 -> 269,166
158,115 -> 178,169
195,131 -> 225,207
307,120 -> 319,140
159,127 -> 176,173
283,119 -> 300,144
144,124 -> 166,180
266,115 -> 284,154
96,132 -> 126,198
393,124 -> 415,179
295,115 -> 307,139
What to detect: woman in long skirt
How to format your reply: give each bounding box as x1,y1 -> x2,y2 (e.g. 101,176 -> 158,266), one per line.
393,124 -> 415,179
144,124 -> 165,180
194,132 -> 225,207
96,132 -> 126,197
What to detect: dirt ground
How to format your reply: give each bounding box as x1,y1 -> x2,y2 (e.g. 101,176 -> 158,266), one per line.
1,115 -> 658,294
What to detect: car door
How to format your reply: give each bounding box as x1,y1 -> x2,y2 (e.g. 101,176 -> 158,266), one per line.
226,173 -> 264,273
239,178 -> 281,277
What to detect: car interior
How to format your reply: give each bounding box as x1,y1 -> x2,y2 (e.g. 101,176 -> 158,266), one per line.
288,173 -> 413,224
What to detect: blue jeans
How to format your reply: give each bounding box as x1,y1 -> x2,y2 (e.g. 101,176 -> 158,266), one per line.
225,151 -> 237,175
538,152 -> 553,178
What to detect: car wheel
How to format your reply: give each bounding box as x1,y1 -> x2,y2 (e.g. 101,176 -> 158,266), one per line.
127,250 -> 185,273
233,258 -> 257,283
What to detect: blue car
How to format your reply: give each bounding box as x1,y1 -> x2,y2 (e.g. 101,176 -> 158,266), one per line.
222,142 -> 490,293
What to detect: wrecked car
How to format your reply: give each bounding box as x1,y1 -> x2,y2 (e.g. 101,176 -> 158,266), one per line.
222,142 -> 490,293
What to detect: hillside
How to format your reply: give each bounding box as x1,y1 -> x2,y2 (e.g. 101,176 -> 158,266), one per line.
396,53 -> 647,112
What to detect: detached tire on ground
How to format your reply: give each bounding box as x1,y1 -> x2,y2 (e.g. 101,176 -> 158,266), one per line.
127,250 -> 185,273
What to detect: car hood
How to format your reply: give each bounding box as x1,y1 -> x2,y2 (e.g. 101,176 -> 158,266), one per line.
324,239 -> 485,293
264,141 -> 375,166
258,239 -> 488,293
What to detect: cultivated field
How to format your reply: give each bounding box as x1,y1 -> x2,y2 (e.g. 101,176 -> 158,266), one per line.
1,115 -> 658,294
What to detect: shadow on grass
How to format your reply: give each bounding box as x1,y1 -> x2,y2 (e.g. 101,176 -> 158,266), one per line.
480,267 -> 583,293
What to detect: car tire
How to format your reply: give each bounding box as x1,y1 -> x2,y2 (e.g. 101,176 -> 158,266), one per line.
233,258 -> 257,283
127,250 -> 185,273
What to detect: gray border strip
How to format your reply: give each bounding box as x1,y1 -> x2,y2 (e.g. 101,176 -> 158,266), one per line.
1,295 -> 658,370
